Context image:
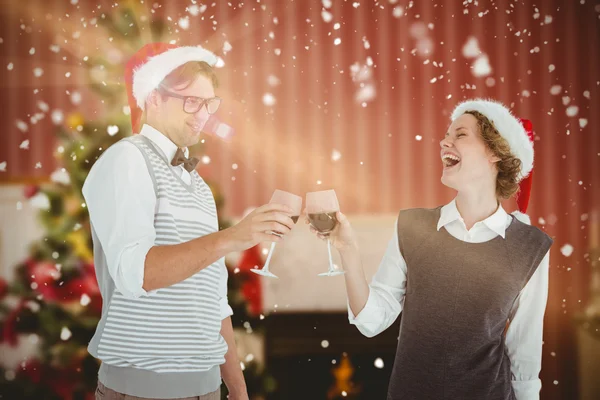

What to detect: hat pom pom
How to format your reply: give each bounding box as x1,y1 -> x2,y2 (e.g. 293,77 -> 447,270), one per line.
511,210 -> 531,225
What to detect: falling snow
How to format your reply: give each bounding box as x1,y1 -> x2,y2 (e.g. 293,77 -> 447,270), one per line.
51,110 -> 64,125
16,120 -> 28,132
262,93 -> 276,106
29,192 -> 50,210
472,55 -> 492,77
560,244 -> 574,257
331,149 -> 342,161
566,105 -> 579,117
80,294 -> 91,306
107,125 -> 119,136
50,168 -> 71,185
60,327 -> 72,341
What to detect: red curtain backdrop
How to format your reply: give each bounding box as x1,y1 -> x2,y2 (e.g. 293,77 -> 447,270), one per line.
1,1 -> 599,399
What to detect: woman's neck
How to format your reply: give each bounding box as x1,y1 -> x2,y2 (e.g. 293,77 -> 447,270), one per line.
455,191 -> 499,231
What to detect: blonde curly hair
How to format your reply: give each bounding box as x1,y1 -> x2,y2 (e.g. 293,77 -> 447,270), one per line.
464,110 -> 522,200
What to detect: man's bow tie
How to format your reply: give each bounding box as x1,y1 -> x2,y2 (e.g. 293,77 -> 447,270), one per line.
171,147 -> 199,172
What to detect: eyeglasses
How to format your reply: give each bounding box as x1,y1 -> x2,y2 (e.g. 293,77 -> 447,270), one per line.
157,86 -> 221,114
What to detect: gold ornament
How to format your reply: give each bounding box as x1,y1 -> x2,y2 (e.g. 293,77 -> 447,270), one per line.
67,231 -> 94,264
66,112 -> 85,129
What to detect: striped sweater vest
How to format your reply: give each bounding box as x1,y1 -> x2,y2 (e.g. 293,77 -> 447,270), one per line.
91,134 -> 228,373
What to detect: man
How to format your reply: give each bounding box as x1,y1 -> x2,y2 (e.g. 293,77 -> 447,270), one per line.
83,43 -> 294,400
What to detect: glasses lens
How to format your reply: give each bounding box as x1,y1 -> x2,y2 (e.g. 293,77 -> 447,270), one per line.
206,98 -> 221,114
184,98 -> 202,113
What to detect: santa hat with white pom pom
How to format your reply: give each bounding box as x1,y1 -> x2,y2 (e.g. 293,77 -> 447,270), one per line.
450,99 -> 536,225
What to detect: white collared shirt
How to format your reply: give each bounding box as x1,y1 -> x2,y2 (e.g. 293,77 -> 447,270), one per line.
348,199 -> 550,400
82,124 -> 232,319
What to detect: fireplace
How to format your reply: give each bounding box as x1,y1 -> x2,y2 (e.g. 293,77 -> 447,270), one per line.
265,312 -> 399,400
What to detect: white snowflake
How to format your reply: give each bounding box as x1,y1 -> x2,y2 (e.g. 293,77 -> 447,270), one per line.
223,41 -> 232,54
16,120 -> 28,132
267,74 -> 281,87
80,294 -> 91,306
560,244 -> 574,257
70,91 -> 82,105
321,10 -> 333,23
0,161 -> 6,172
107,125 -> 119,136
393,6 -> 405,18
566,105 -> 579,117
20,140 -> 30,149
472,55 -> 492,77
331,149 -> 342,161
50,168 -> 71,185
262,93 -> 276,106
462,37 -> 481,58
374,358 -> 385,368
178,17 -> 190,30
29,192 -> 50,210
60,327 -> 72,341
51,110 -> 64,125
37,101 -> 49,112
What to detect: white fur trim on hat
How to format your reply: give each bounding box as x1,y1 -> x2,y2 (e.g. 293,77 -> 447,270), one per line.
132,46 -> 222,111
511,210 -> 531,225
451,98 -> 533,181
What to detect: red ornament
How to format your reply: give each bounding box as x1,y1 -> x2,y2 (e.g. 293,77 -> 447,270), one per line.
18,358 -> 43,384
2,300 -> 25,346
237,246 -> 263,316
26,260 -> 60,286
23,185 -> 39,199
0,277 -> 8,299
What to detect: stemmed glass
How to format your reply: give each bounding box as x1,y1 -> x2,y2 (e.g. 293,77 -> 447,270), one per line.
306,189 -> 345,277
250,190 -> 302,278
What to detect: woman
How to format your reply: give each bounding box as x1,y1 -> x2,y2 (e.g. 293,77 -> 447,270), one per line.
307,99 -> 553,400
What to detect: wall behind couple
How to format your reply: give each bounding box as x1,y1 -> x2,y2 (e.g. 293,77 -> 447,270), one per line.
1,0 -> 599,399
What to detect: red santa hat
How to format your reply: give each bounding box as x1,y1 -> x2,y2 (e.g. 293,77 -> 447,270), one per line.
124,42 -> 222,134
451,99 -> 536,225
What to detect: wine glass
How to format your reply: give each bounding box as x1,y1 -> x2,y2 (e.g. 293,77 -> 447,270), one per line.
306,189 -> 345,277
250,190 -> 302,278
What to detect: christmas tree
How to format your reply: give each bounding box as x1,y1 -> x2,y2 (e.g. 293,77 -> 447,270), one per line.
0,4 -> 273,399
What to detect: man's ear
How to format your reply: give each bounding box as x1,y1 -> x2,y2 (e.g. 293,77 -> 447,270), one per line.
146,89 -> 161,109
